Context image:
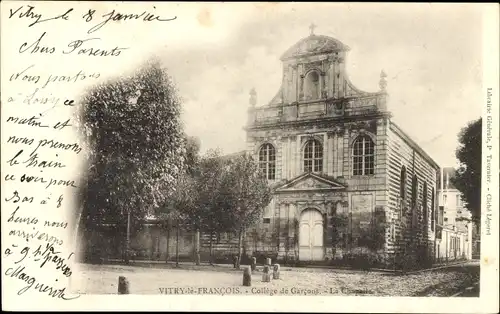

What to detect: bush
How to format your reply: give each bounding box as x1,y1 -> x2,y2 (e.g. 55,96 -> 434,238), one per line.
252,251 -> 278,265
343,247 -> 381,270
395,253 -> 418,272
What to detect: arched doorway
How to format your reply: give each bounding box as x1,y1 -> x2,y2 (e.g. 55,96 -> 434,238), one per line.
299,208 -> 324,261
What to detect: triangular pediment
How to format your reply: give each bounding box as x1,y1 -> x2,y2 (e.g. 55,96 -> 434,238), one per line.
275,172 -> 346,193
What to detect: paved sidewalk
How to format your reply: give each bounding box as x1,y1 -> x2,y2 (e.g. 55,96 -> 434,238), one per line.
101,258 -> 477,275
72,261 -> 480,296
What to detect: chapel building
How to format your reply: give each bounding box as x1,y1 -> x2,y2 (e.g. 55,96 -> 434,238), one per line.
243,27 -> 441,266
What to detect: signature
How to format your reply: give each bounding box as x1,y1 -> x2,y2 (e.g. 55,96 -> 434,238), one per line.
5,265 -> 79,299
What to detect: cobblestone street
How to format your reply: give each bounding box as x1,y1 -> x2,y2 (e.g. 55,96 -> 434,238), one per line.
72,261 -> 479,296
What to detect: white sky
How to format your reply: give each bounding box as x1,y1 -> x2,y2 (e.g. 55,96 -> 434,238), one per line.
154,3 -> 483,168
1,3 -> 483,170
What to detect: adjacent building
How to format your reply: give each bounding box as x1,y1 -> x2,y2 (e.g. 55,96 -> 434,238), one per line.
435,167 -> 473,261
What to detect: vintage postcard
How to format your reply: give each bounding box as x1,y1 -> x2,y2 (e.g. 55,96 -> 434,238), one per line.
1,1 -> 499,312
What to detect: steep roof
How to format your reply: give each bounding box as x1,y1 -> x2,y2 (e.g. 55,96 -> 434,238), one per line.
389,121 -> 441,170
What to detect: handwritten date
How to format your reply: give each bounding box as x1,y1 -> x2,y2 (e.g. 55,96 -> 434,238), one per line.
9,4 -> 177,34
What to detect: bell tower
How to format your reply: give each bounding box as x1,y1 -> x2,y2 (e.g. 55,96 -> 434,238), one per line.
268,25 -> 351,106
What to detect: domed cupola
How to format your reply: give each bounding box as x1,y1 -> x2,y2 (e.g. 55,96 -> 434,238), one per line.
266,24 -> 383,107
248,24 -> 388,127
280,24 -> 350,62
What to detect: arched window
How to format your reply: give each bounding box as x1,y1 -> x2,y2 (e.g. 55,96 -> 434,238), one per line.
304,71 -> 320,100
352,135 -> 375,176
400,166 -> 407,200
303,139 -> 323,173
423,181 -> 428,227
258,143 -> 276,180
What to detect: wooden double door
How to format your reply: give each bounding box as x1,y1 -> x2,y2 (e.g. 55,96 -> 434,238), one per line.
299,208 -> 324,261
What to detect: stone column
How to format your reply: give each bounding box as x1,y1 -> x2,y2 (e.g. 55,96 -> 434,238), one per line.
334,60 -> 340,98
327,132 -> 334,176
279,202 -> 289,259
292,65 -> 298,102
283,66 -> 289,102
321,71 -> 327,98
338,56 -> 345,98
287,137 -> 292,179
299,74 -> 305,101
289,202 -> 298,261
337,130 -> 344,176
285,203 -> 291,260
342,128 -> 349,178
281,137 -> 287,180
296,135 -> 301,176
288,138 -> 294,179
322,133 -> 328,173
329,58 -> 335,98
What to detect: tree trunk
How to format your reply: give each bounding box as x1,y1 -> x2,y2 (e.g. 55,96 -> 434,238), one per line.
165,221 -> 170,263
175,223 -> 180,267
124,209 -> 131,264
194,229 -> 200,265
209,231 -> 214,265
236,228 -> 244,269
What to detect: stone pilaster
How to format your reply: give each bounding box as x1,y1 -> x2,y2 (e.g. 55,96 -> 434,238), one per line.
296,135 -> 301,176
342,129 -> 350,178
281,137 -> 287,180
327,132 -> 334,176
322,133 -> 328,173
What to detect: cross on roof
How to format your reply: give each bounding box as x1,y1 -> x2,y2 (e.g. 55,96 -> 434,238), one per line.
309,23 -> 317,35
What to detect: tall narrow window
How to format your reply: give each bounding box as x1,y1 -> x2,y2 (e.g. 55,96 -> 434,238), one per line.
423,182 -> 428,227
400,166 -> 407,200
258,143 -> 276,180
431,187 -> 435,231
411,174 -> 418,228
352,135 -> 375,175
303,139 -> 323,173
411,174 -> 418,207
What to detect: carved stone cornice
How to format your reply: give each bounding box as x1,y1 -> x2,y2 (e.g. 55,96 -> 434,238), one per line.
345,120 -> 375,132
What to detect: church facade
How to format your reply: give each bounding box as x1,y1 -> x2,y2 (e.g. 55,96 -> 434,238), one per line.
80,29 -> 442,270
243,29 -> 441,267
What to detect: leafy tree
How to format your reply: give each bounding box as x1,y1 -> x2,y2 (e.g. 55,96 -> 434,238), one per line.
220,153 -> 273,268
194,150 -> 235,264
451,118 -> 482,222
163,148 -> 233,265
164,173 -> 195,266
77,58 -> 186,263
169,135 -> 201,264
185,135 -> 201,176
